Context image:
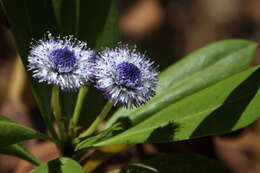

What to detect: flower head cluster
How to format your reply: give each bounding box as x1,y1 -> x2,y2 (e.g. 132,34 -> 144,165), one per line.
28,33 -> 158,108
28,32 -> 95,90
94,45 -> 158,108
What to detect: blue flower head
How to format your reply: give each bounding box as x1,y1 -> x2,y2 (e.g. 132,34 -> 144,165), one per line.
94,44 -> 158,108
28,32 -> 95,90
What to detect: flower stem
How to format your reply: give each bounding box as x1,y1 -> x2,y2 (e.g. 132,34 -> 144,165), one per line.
71,86 -> 88,127
51,86 -> 67,148
79,101 -> 113,137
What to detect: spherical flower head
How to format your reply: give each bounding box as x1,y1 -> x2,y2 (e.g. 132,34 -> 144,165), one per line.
94,45 -> 158,108
28,32 -> 96,90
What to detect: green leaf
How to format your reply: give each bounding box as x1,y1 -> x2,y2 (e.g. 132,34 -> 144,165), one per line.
0,114 -> 17,123
92,66 -> 260,146
0,144 -> 40,166
0,115 -> 52,147
0,115 -> 41,165
104,39 -> 257,129
51,0 -> 79,35
30,157 -> 86,173
78,0 -> 119,49
51,0 -> 119,47
111,153 -> 232,173
0,122 -> 46,147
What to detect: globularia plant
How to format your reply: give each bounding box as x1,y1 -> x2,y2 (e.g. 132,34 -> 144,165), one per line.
0,0 -> 259,173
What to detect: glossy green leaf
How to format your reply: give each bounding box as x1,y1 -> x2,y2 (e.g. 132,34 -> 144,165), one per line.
30,157 -> 86,173
0,115 -> 41,165
0,144 -> 40,166
92,66 -> 260,147
0,115 -> 52,147
77,0 -> 119,49
51,0 -> 119,47
0,114 -> 16,123
111,153 -> 232,173
51,0 -> 79,35
0,121 -> 45,147
105,39 -> 256,129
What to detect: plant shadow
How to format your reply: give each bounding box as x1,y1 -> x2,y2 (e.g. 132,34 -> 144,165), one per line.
191,68 -> 260,138
146,121 -> 180,142
47,158 -> 63,173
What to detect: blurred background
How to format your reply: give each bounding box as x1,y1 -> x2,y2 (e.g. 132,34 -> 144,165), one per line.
1,0 -> 260,172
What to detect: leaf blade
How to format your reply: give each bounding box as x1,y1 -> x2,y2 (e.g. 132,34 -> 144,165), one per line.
0,115 -> 52,147
93,66 -> 260,146
0,144 -> 40,166
30,157 -> 85,173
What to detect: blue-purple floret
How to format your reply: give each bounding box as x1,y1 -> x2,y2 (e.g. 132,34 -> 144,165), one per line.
49,47 -> 76,73
28,32 -> 95,90
94,45 -> 158,108
116,62 -> 141,88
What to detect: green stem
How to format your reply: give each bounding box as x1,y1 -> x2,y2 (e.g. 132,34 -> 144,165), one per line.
52,86 -> 62,120
32,88 -> 59,141
71,86 -> 88,127
41,112 -> 59,142
79,101 -> 113,137
51,86 -> 67,148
